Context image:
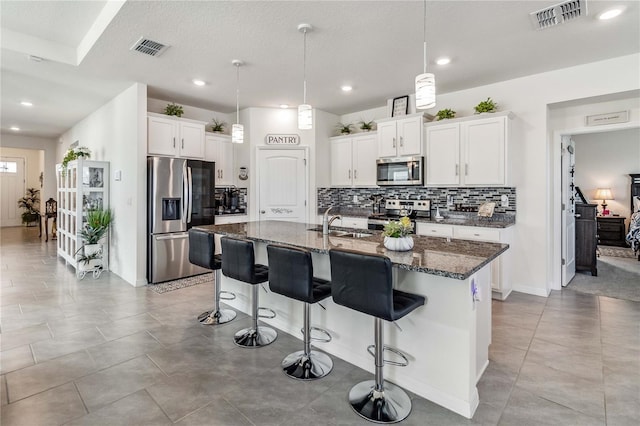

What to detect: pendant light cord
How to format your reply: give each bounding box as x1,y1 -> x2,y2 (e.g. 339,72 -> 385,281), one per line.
303,28 -> 307,104
423,0 -> 427,74
235,63 -> 240,123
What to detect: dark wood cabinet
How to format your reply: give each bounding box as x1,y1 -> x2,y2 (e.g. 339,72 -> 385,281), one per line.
575,204 -> 597,276
597,216 -> 627,247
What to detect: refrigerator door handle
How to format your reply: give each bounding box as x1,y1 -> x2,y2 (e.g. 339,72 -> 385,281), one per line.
187,166 -> 193,224
155,233 -> 189,240
181,161 -> 188,226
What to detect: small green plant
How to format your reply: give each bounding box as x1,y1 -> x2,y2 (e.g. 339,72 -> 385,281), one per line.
80,208 -> 113,244
337,122 -> 353,135
77,248 -> 102,266
60,146 -> 91,176
382,216 -> 413,238
474,98 -> 498,114
164,103 -> 184,117
211,118 -> 226,133
436,108 -> 456,120
359,120 -> 374,131
17,188 -> 40,225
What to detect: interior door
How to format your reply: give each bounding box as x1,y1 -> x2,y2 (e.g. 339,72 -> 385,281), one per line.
0,157 -> 26,227
257,148 -> 307,222
562,136 -> 576,286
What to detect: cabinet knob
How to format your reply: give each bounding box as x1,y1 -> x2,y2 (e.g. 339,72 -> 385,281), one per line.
392,137 -> 396,148
574,214 -> 581,218
354,170 -> 357,179
400,136 -> 404,147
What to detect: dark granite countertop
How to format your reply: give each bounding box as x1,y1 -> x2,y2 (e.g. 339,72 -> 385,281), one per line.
194,220 -> 508,280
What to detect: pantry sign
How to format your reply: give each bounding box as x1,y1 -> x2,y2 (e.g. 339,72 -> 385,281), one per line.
265,134 -> 300,145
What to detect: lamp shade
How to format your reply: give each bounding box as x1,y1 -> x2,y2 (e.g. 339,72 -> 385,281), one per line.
298,104 -> 312,130
595,188 -> 613,200
232,123 -> 244,144
415,72 -> 436,109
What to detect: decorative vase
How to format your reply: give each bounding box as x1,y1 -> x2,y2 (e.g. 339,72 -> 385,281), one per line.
383,236 -> 414,251
84,244 -> 102,256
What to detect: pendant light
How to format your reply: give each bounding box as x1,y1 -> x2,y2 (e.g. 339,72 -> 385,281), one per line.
297,23 -> 313,130
232,59 -> 244,144
415,0 -> 436,109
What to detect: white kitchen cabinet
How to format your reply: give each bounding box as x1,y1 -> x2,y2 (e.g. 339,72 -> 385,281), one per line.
416,221 -> 513,300
376,113 -> 424,158
147,113 -> 205,159
330,133 -> 377,187
425,111 -> 512,186
205,133 -> 234,186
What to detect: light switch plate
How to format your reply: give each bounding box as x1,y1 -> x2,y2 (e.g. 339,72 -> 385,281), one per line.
114,170 -> 122,181
500,194 -> 509,207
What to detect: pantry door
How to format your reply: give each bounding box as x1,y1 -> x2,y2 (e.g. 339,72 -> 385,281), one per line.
0,157 -> 26,227
257,147 -> 308,223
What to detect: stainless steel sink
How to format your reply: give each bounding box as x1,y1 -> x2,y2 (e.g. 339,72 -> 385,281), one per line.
307,227 -> 373,239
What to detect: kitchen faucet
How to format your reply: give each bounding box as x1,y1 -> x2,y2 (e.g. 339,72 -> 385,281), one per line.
322,207 -> 341,235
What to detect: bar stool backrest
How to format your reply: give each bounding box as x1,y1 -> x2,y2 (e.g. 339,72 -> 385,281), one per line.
329,248 -> 395,321
221,236 -> 258,283
188,228 -> 218,270
267,244 -> 314,303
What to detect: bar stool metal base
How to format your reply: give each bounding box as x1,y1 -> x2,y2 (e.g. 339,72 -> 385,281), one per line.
348,380 -> 411,424
234,326 -> 277,348
197,308 -> 237,325
282,350 -> 333,380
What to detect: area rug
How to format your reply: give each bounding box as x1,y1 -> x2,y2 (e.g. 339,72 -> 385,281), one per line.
598,245 -> 636,259
568,256 -> 640,302
147,272 -> 213,294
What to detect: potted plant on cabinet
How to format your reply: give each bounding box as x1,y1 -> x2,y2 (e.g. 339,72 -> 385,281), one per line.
79,208 -> 113,257
337,122 -> 353,135
436,108 -> 456,120
164,102 -> 184,117
17,187 -> 40,226
359,120 -> 375,132
211,118 -> 226,133
474,98 -> 498,114
60,146 -> 91,177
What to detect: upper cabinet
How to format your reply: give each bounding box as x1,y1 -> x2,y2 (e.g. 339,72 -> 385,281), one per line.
204,133 -> 234,186
330,133 -> 377,187
376,113 -> 425,158
147,113 -> 205,159
426,111 -> 513,187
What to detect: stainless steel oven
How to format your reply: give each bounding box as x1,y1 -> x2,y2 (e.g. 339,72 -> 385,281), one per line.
376,156 -> 423,186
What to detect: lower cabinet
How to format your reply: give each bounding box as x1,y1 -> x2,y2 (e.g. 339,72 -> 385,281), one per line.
416,222 -> 513,300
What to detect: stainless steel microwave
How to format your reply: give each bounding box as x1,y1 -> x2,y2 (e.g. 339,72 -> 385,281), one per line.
376,156 -> 423,186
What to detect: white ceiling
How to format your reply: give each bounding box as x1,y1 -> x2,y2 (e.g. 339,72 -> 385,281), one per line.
1,0 -> 639,139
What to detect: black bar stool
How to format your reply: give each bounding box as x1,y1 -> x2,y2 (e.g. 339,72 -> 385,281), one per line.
188,229 -> 236,325
221,236 -> 277,348
267,244 -> 333,380
329,248 -> 426,424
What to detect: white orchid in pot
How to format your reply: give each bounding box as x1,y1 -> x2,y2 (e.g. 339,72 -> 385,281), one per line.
382,216 -> 414,251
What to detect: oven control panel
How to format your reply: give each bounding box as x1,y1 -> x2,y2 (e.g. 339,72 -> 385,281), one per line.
385,199 -> 430,212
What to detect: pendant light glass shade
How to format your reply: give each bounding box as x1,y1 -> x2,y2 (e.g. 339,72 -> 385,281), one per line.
232,59 -> 244,144
298,104 -> 312,130
298,24 -> 313,130
232,123 -> 244,144
415,0 -> 435,110
415,72 -> 436,109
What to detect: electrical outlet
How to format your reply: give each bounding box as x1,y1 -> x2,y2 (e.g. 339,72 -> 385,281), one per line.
353,194 -> 358,203
500,194 -> 509,207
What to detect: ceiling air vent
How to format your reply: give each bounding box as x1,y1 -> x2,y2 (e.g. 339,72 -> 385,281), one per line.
130,37 -> 169,57
530,0 -> 588,30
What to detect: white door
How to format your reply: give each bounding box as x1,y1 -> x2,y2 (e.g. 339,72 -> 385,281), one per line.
0,157 -> 26,227
562,136 -> 576,286
257,148 -> 307,222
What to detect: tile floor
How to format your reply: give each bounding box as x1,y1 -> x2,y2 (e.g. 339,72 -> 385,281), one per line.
1,226 -> 638,425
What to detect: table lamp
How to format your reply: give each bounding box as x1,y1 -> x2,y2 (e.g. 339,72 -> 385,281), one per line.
594,188 -> 613,215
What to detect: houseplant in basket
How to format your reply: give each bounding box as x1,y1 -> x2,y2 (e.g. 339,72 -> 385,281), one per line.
17,187 -> 40,226
382,216 -> 414,251
79,208 -> 113,257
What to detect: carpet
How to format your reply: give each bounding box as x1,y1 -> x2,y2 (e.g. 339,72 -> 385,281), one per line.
598,245 -> 636,258
147,272 -> 213,294
568,256 -> 640,302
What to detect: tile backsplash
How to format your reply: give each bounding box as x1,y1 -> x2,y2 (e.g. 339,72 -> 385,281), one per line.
317,186 -> 516,215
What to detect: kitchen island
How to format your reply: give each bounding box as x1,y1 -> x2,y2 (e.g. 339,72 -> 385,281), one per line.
194,220 -> 508,418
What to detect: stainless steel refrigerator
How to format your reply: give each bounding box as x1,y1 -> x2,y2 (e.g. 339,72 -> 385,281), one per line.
147,157 -> 216,284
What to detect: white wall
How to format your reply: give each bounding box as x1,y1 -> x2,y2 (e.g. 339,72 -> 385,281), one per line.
338,53 -> 640,297
59,83 -> 147,286
0,134 -> 57,208
574,128 -> 640,225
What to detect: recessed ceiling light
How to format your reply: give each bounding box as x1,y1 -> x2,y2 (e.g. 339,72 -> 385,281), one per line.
436,57 -> 451,66
598,8 -> 623,20
10,126 -> 20,131
341,85 -> 353,92
20,101 -> 33,107
280,104 -> 289,109
192,79 -> 206,86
